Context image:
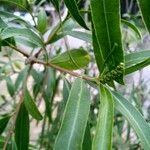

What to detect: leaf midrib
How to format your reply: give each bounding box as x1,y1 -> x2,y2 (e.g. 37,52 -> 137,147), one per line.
116,96 -> 150,148
67,80 -> 83,150
102,0 -> 111,50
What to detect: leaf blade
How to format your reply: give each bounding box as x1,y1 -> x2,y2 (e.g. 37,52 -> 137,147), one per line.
91,0 -> 124,83
92,84 -> 114,150
64,0 -> 88,29
54,78 -> 91,150
112,91 -> 150,150
24,88 -> 43,120
15,103 -> 29,150
50,49 -> 90,70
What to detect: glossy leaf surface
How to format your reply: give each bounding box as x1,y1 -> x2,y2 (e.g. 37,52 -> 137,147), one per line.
92,84 -> 114,150
50,49 -> 90,70
112,91 -> 150,150
54,78 -> 91,150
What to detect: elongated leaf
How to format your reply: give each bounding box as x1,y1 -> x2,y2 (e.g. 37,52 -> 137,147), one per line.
0,0 -> 31,10
92,84 -> 114,150
64,0 -> 88,29
24,88 -> 43,120
43,68 -> 56,122
0,10 -> 35,30
137,0 -> 150,33
0,116 -> 10,135
121,19 -> 142,38
0,17 -> 7,29
15,103 -> 29,150
125,50 -> 150,68
0,27 -> 44,48
15,67 -> 28,91
82,123 -> 92,150
31,69 -> 44,98
125,57 -> 150,75
6,77 -> 15,97
37,8 -> 47,33
50,49 -> 90,70
112,91 -> 150,150
54,78 -> 91,150
66,31 -> 92,43
91,0 -> 124,83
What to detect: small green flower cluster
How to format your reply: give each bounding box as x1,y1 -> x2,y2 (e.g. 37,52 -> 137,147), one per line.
99,62 -> 125,83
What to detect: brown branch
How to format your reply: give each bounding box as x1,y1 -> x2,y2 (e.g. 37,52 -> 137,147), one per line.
29,57 -> 96,82
9,46 -> 98,83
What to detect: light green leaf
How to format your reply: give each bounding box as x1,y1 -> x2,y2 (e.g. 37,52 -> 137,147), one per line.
125,50 -> 150,74
112,91 -> 150,150
15,67 -> 28,91
137,0 -> 150,33
125,50 -> 150,68
5,77 -> 15,97
92,84 -> 114,150
121,19 -> 142,38
0,0 -> 31,10
0,17 -> 7,29
64,0 -> 88,30
54,78 -> 91,150
125,57 -> 150,75
66,31 -> 92,43
15,103 -> 29,150
91,0 -> 124,83
0,115 -> 10,135
24,88 -> 43,120
43,68 -> 56,122
50,48 -> 90,70
37,8 -> 47,33
0,27 -> 44,48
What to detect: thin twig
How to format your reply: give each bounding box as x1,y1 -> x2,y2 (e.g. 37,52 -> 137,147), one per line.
9,46 -> 98,83
29,57 -> 97,82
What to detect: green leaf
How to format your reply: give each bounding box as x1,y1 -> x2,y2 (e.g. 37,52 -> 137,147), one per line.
125,50 -> 150,68
50,48 -> 90,70
0,115 -> 10,135
82,123 -> 92,150
43,68 -> 56,122
64,0 -> 88,30
5,77 -> 15,97
125,57 -> 150,75
15,103 -> 29,150
91,0 -> 124,83
137,0 -> 150,33
121,19 -> 142,39
112,91 -> 150,150
92,84 -> 114,150
31,69 -> 44,98
24,88 -> 43,120
125,50 -> 150,74
0,0 -> 31,11
54,78 -> 91,150
0,10 -> 34,30
37,8 -> 47,33
0,27 -> 44,48
0,17 -> 7,29
1,37 -> 16,47
15,67 -> 28,91
66,31 -> 92,43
